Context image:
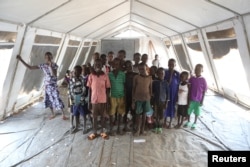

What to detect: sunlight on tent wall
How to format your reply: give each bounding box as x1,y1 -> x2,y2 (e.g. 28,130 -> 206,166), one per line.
0,31 -> 16,97
184,33 -> 216,89
206,28 -> 250,106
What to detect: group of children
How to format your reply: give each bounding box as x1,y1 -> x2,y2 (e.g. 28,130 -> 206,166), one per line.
66,51 -> 208,140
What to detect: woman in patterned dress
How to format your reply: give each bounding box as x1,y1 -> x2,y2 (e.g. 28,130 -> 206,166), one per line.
16,52 -> 67,120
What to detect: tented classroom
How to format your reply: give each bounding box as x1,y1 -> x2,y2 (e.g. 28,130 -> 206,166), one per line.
0,0 -> 250,167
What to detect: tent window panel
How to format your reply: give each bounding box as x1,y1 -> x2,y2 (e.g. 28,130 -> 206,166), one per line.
34,35 -> 61,44
173,44 -> 191,71
0,31 -> 17,43
58,47 -> 78,79
75,47 -> 89,66
18,46 -> 59,95
68,40 -> 80,46
208,39 -> 250,100
86,46 -> 96,65
0,46 -> 14,96
186,42 -> 216,89
84,42 -> 91,46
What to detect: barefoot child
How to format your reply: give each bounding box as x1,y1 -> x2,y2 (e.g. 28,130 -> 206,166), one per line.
132,63 -> 152,136
184,64 -> 207,129
87,59 -> 111,140
16,52 -> 67,120
175,71 -> 189,128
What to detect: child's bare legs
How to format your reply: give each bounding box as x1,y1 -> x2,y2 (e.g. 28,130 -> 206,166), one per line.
168,117 -> 172,129
175,115 -> 181,128
134,114 -> 141,136
163,118 -> 167,128
117,114 -> 124,135
83,115 -> 88,134
49,107 -> 56,119
140,112 -> 146,135
109,115 -> 114,136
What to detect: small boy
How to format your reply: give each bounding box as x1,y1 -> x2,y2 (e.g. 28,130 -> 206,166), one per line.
152,68 -> 169,133
132,63 -> 152,136
184,64 -> 207,129
108,58 -> 126,135
175,71 -> 189,128
69,65 -> 89,134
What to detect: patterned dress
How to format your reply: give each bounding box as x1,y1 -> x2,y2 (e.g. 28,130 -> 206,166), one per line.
39,63 -> 64,110
164,69 -> 180,118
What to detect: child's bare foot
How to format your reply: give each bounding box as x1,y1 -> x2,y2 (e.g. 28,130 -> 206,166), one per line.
62,115 -> 68,120
174,124 -> 180,128
167,124 -> 172,129
140,131 -> 147,136
49,115 -> 56,120
134,131 -> 140,137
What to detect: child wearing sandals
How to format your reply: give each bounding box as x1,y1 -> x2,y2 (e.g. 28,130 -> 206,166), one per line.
132,63 -> 152,136
69,65 -> 90,134
87,59 -> 111,140
184,64 -> 207,129
175,71 -> 189,128
152,68 -> 169,134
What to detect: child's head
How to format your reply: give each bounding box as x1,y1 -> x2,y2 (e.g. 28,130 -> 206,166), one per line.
66,70 -> 70,77
107,51 -> 114,62
94,59 -> 102,71
112,58 -> 121,70
118,50 -> 126,60
125,60 -> 133,72
100,54 -> 107,65
150,66 -> 157,76
180,71 -> 189,82
93,52 -> 100,61
194,64 -> 203,76
155,54 -> 159,60
82,65 -> 90,76
74,65 -> 82,77
156,67 -> 165,80
141,54 -> 148,64
133,52 -> 141,64
168,58 -> 176,70
138,63 -> 147,76
44,52 -> 53,63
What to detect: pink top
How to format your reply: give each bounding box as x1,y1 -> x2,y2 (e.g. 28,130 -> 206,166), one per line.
87,74 -> 111,104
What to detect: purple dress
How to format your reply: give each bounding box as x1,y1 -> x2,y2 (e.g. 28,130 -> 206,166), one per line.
164,69 -> 180,118
39,63 -> 64,110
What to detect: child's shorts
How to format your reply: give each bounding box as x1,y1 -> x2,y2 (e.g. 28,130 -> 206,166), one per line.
135,101 -> 151,115
109,97 -> 125,116
187,101 -> 201,116
177,105 -> 188,117
71,103 -> 89,116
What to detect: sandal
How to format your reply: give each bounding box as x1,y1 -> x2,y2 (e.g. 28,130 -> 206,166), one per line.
183,121 -> 191,128
100,132 -> 109,140
87,133 -> 98,140
191,123 -> 196,129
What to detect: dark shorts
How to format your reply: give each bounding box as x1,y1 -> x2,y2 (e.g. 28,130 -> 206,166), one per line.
71,103 -> 89,116
153,101 -> 166,120
177,105 -> 188,117
135,101 -> 151,115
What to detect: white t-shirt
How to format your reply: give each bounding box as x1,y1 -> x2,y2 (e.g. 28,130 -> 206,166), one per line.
178,83 -> 188,105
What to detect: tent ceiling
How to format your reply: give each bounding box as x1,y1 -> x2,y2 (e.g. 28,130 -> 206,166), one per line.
0,0 -> 249,39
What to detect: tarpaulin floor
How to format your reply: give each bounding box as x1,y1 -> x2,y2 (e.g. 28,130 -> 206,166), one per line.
0,89 -> 250,167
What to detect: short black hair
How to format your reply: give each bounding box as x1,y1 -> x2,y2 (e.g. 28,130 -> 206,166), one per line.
74,65 -> 82,73
180,71 -> 189,77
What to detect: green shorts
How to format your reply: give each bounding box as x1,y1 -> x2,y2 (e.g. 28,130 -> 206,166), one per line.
135,101 -> 151,115
187,101 -> 201,116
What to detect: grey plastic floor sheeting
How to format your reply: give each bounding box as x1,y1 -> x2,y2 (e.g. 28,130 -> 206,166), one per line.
0,89 -> 249,167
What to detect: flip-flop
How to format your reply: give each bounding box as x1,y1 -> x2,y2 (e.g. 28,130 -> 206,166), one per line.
183,121 -> 191,127
88,133 -> 98,140
100,132 -> 109,140
191,123 -> 196,129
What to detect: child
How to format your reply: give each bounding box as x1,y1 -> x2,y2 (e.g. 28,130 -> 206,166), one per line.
133,52 -> 141,73
108,58 -> 126,135
132,63 -> 152,136
184,64 -> 207,129
175,71 -> 189,128
152,68 -> 169,133
87,59 -> 111,140
124,60 -> 138,132
69,65 -> 89,134
164,58 -> 180,128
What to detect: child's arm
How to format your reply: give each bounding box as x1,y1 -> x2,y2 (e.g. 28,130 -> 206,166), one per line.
16,55 -> 39,70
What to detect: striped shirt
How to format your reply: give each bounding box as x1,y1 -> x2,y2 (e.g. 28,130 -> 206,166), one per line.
109,70 -> 125,98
